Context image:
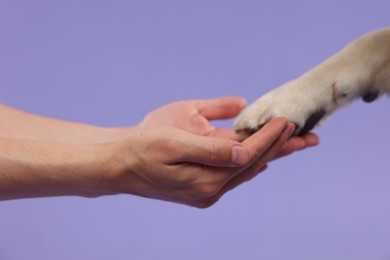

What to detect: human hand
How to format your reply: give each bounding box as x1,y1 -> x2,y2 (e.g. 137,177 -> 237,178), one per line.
139,96 -> 247,140
103,118 -> 299,207
139,96 -> 319,160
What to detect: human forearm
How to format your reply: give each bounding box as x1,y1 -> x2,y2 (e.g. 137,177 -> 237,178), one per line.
0,104 -> 128,143
0,137 -> 116,200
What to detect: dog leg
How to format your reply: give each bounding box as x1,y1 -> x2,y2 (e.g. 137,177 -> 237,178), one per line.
235,28 -> 390,135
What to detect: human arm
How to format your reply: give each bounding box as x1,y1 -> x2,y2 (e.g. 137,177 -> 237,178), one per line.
0,97 -> 319,206
0,118 -> 294,207
0,104 -> 128,143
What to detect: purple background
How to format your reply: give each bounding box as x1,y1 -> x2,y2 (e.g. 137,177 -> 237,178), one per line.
1,1 -> 389,259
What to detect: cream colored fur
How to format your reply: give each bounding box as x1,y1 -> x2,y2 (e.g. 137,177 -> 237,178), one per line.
234,28 -> 390,135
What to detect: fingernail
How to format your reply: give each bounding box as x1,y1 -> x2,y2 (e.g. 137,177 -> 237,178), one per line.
307,134 -> 320,145
239,98 -> 248,109
232,145 -> 249,166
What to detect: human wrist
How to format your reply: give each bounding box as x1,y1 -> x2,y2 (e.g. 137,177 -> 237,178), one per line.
98,132 -> 142,197
60,127 -> 139,198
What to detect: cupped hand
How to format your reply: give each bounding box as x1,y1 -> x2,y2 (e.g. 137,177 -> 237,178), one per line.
103,97 -> 320,208
108,117 -> 311,208
139,96 -> 319,160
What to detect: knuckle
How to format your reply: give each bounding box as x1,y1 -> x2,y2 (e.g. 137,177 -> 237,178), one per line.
207,142 -> 220,163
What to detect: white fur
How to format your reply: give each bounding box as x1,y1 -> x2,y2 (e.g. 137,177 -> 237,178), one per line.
234,28 -> 390,135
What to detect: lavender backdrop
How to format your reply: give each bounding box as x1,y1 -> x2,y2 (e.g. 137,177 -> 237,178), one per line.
1,1 -> 389,259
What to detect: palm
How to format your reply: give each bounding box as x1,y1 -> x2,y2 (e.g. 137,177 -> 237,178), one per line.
139,98 -> 243,140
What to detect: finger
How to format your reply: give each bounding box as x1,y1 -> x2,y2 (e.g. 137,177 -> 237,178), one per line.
203,164 -> 269,206
198,125 -> 307,207
212,120 -> 293,177
213,123 -> 294,195
179,123 -> 294,207
210,128 -> 247,141
196,96 -> 247,120
274,137 -> 306,159
242,123 -> 295,173
241,117 -> 290,162
273,132 -> 320,160
302,133 -> 320,147
172,132 -> 249,167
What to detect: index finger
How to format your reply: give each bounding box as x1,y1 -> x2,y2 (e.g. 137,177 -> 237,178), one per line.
196,96 -> 247,120
272,132 -> 320,160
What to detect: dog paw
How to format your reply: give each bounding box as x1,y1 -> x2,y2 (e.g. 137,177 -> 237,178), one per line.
234,81 -> 335,135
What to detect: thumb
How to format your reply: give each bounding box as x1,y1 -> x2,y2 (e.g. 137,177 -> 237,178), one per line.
174,134 -> 250,167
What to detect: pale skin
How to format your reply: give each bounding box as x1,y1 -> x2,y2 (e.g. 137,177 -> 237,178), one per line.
0,97 -> 319,208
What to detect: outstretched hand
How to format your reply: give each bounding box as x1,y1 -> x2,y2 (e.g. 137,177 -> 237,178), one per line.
139,96 -> 319,160
105,97 -> 320,207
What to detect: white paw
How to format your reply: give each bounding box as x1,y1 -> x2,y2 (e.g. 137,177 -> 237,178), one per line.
234,80 -> 338,135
